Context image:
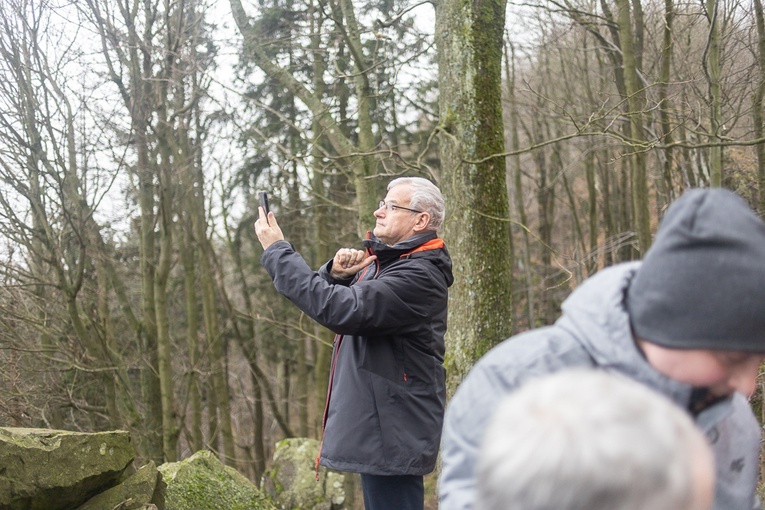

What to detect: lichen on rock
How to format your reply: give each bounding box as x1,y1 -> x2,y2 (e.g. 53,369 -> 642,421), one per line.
0,427 -> 135,510
158,450 -> 276,510
262,438 -> 347,510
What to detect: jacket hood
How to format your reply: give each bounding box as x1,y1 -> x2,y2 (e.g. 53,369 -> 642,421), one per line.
556,262 -> 693,405
363,231 -> 454,287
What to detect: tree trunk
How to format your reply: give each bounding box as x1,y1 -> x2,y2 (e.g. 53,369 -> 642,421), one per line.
658,0 -> 676,202
154,173 -> 177,461
753,0 -> 765,212
335,0 -> 383,221
504,41 -> 535,331
614,0 -> 652,253
180,221 -> 204,452
310,0 -> 332,434
705,0 -> 723,187
435,0 -> 513,388
192,173 -> 237,465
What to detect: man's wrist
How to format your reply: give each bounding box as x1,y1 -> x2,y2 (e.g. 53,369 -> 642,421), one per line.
328,260 -> 341,279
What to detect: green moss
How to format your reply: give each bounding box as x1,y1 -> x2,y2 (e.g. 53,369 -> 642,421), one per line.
0,428 -> 134,510
0,428 -> 64,450
158,450 -> 276,510
441,106 -> 459,134
262,438 -> 346,509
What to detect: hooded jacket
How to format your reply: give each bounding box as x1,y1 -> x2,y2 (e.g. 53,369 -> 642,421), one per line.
438,262 -> 761,510
261,230 -> 454,476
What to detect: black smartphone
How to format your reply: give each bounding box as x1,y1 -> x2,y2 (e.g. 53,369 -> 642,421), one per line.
257,191 -> 270,218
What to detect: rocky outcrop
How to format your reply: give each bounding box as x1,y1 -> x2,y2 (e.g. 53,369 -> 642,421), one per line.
0,427 -> 135,510
262,438 -> 347,510
0,428 -> 346,510
158,450 -> 276,510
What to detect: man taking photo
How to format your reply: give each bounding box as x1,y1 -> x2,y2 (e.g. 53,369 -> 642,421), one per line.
256,177 -> 453,510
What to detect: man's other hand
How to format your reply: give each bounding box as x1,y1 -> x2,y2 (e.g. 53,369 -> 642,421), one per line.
330,248 -> 377,279
255,206 -> 284,250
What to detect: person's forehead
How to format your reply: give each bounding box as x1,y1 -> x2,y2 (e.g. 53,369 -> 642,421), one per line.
713,350 -> 765,363
385,184 -> 412,202
673,349 -> 765,367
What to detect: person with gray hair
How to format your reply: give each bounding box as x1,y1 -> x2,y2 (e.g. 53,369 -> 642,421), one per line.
255,176 -> 452,510
387,176 -> 446,231
440,188 -> 765,510
477,370 -> 715,510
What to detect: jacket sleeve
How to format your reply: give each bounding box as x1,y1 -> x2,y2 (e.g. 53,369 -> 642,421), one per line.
261,240 -> 447,336
439,330 -> 598,510
700,393 -> 763,510
439,369 -> 507,510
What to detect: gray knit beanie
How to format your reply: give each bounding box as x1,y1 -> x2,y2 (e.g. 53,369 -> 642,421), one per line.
626,188 -> 765,352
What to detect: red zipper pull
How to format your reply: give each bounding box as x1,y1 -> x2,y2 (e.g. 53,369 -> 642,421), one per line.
403,373 -> 408,382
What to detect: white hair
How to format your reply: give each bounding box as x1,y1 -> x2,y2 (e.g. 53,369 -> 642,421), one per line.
388,177 -> 445,231
477,369 -> 714,510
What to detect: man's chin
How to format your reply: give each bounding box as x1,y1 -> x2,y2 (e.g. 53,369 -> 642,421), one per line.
373,230 -> 390,245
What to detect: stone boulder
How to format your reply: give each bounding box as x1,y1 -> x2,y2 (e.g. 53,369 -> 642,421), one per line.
0,427 -> 135,510
76,461 -> 164,510
157,450 -> 276,510
262,438 -> 347,510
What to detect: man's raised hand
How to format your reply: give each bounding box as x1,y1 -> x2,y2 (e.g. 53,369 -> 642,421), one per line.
254,206 -> 284,250
330,248 -> 377,279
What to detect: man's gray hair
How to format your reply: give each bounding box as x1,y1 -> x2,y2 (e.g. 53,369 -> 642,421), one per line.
477,369 -> 713,510
388,177 -> 445,231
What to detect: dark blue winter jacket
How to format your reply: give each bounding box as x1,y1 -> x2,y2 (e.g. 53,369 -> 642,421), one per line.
261,230 -> 454,475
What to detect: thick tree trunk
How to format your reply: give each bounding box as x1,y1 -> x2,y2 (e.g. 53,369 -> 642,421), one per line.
435,0 -> 513,389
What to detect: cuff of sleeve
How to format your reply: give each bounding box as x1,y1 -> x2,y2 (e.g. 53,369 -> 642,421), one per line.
260,240 -> 293,265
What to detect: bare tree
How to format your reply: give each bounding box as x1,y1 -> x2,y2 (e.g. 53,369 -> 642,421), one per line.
0,0 -> 135,433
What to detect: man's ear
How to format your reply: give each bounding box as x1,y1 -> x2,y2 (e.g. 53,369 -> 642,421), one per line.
412,212 -> 431,233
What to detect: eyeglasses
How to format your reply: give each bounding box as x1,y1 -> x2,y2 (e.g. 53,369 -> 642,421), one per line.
378,200 -> 423,214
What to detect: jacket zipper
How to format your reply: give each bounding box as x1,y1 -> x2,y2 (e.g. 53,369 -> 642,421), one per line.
315,255 -> 380,480
315,333 -> 343,481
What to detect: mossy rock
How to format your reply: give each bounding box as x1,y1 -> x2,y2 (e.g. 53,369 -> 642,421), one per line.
76,461 -> 164,510
0,427 -> 134,510
158,450 -> 276,510
262,438 -> 346,510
